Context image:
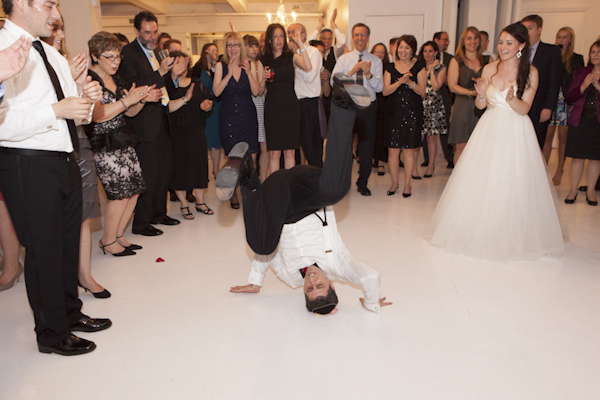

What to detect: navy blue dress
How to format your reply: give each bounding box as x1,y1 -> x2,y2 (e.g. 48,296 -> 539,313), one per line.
218,61 -> 259,154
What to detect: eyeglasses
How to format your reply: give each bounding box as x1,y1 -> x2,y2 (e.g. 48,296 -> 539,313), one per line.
101,54 -> 123,62
226,44 -> 241,48
353,33 -> 367,38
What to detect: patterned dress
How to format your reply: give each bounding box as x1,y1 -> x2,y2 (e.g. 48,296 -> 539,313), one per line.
422,63 -> 447,136
86,70 -> 145,201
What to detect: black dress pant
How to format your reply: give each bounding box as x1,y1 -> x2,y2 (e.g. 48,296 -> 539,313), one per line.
241,104 -> 356,255
354,100 -> 377,189
133,110 -> 173,230
0,149 -> 84,346
299,97 -> 323,167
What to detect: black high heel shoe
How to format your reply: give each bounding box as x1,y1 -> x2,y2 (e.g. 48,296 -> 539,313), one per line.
412,175 -> 422,180
586,194 -> 598,206
99,239 -> 136,257
424,167 -> 435,178
116,235 -> 142,251
78,282 -> 111,299
564,193 -> 577,204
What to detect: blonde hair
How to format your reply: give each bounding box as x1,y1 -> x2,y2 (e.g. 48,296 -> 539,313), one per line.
557,27 -> 576,73
455,26 -> 484,66
221,32 -> 246,66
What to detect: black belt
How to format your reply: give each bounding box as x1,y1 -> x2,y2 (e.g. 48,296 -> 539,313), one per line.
0,147 -> 71,158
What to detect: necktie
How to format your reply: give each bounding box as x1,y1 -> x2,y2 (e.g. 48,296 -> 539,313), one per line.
32,40 -> 79,153
356,53 -> 364,85
147,50 -> 170,106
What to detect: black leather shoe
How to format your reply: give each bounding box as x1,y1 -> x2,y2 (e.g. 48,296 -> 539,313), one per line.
421,161 -> 428,167
38,334 -> 96,356
564,193 -> 577,204
70,316 -> 112,333
132,226 -> 163,236
332,73 -> 371,110
357,186 -> 371,196
151,216 -> 180,225
579,186 -> 588,192
586,194 -> 598,206
447,162 -> 454,169
216,142 -> 253,201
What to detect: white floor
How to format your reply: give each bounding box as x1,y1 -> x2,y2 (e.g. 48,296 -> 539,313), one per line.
1,151 -> 599,400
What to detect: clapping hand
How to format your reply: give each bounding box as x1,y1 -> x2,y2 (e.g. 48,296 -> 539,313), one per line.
123,82 -> 152,106
398,72 -> 413,85
171,56 -> 190,77
82,76 -> 102,103
200,99 -> 213,111
506,85 -> 515,102
0,35 -> 32,83
68,50 -> 88,85
473,76 -> 488,98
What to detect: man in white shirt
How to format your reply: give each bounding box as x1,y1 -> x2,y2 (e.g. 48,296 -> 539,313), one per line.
288,23 -> 324,167
231,207 -> 390,314
221,79 -> 390,314
331,23 -> 383,196
0,0 -> 110,356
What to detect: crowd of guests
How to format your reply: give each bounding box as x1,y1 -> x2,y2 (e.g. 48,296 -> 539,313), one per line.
0,0 -> 599,356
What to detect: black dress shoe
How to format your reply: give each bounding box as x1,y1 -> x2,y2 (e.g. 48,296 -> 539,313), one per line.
132,226 -> 163,236
70,316 -> 112,333
357,186 -> 372,196
38,334 -> 96,356
412,175 -> 422,180
402,192 -> 411,198
216,142 -> 253,201
421,161 -> 429,167
151,216 -> 180,225
447,162 -> 455,169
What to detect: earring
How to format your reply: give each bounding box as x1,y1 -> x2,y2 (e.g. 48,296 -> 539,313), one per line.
517,48 -> 522,59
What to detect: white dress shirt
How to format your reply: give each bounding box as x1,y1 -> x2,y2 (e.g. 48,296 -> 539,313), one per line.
307,27 -> 347,59
331,49 -> 384,102
0,20 -> 87,152
248,209 -> 382,313
294,45 -> 323,99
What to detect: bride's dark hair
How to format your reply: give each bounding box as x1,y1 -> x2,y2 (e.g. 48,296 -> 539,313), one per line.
499,23 -> 531,99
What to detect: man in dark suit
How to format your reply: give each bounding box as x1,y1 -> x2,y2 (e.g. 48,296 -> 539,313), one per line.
521,15 -> 562,148
119,11 -> 185,236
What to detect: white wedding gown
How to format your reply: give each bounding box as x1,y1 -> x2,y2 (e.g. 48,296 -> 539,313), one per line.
424,84 -> 567,261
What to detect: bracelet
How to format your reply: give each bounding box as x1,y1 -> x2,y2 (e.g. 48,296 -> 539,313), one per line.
297,48 -> 306,55
120,99 -> 128,110
409,82 -> 416,90
182,98 -> 188,106
477,95 -> 486,102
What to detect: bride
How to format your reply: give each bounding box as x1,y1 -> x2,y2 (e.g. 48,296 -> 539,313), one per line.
424,23 -> 567,261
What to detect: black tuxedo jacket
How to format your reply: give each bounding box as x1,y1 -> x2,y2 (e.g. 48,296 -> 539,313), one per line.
529,42 -> 562,141
118,40 -> 169,142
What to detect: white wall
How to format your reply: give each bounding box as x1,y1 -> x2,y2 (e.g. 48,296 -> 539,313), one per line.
347,0 -> 444,53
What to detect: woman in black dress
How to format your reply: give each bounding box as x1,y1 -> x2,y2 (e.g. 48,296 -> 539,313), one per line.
166,51 -> 214,219
259,23 -> 312,172
564,40 -> 600,206
87,32 -> 160,256
383,35 -> 427,197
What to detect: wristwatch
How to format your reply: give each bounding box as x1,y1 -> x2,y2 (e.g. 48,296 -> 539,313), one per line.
297,48 -> 306,55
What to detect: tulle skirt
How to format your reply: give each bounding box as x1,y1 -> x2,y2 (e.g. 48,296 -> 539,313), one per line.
424,106 -> 567,261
